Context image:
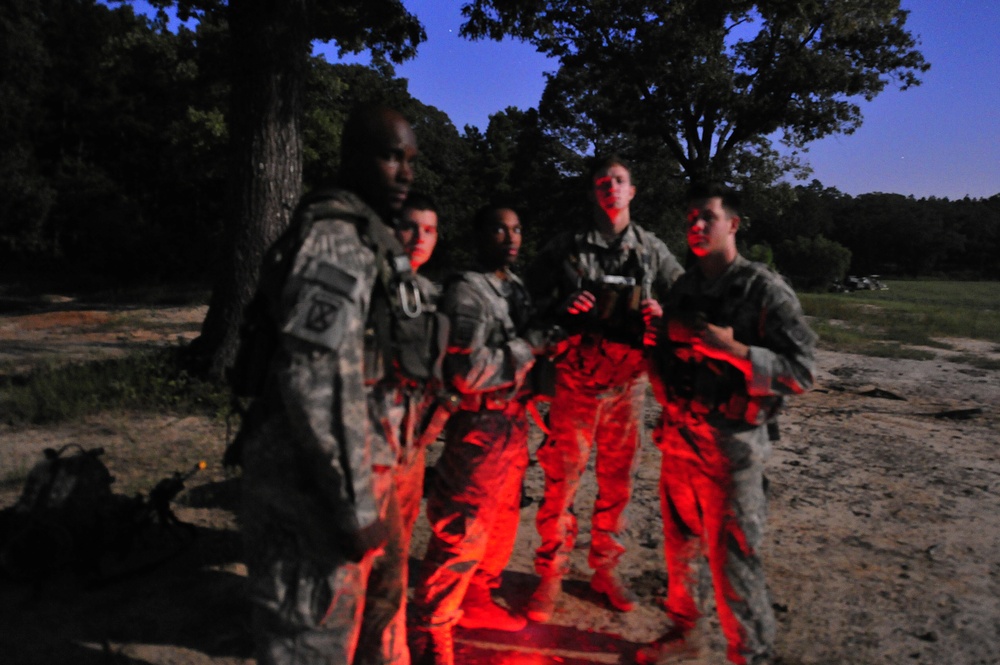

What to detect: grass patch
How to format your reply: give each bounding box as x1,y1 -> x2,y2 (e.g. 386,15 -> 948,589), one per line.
0,347 -> 230,426
950,354 -> 1000,371
801,280 -> 1000,357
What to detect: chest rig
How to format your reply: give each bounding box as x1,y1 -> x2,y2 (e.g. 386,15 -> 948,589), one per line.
563,228 -> 653,347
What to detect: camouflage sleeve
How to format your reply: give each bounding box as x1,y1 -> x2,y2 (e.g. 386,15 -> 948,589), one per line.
745,277 -> 817,398
273,219 -> 380,533
441,275 -> 535,395
648,235 -> 685,300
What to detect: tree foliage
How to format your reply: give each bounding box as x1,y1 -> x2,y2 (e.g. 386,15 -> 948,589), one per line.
135,0 -> 427,377
2,0 -> 995,327
0,0 -> 228,279
460,0 -> 929,184
774,234 -> 851,289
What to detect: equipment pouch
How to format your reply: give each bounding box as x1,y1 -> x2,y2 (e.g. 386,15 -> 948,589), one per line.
393,308 -> 449,382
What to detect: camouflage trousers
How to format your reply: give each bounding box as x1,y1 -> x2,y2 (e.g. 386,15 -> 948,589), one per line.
534,376 -> 645,578
385,383 -> 432,561
412,403 -> 529,626
654,419 -> 775,665
396,440 -> 427,576
244,468 -> 408,665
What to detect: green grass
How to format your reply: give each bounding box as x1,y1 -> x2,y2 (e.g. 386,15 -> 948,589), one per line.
801,280 -> 1000,358
0,347 -> 230,427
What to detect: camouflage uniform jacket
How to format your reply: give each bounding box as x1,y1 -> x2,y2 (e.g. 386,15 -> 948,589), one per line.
441,268 -> 536,408
528,222 -> 684,391
241,189 -> 403,560
651,254 -> 817,431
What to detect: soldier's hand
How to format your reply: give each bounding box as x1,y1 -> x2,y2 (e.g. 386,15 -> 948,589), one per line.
641,298 -> 663,346
562,289 -> 596,315
690,323 -> 750,366
343,518 -> 390,562
666,314 -> 705,344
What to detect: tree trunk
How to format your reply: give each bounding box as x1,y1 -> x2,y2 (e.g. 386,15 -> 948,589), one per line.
191,0 -> 310,380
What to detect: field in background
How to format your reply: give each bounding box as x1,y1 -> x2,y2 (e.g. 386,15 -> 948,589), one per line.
801,280 -> 1000,362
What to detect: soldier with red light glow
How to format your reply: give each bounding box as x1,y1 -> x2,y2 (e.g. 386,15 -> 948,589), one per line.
397,192 -> 440,274
410,205 -> 544,665
392,192 -> 442,555
524,156 -> 683,622
642,182 -> 816,665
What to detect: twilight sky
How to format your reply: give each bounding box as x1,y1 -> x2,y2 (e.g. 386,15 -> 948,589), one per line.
316,0 -> 999,201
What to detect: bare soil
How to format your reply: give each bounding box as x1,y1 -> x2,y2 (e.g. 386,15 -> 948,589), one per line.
1,302 -> 998,665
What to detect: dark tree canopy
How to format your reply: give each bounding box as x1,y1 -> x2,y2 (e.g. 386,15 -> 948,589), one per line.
460,0 -> 929,184
132,0 -> 427,377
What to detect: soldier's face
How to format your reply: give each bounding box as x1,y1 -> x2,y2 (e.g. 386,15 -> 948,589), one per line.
592,164 -> 635,214
686,197 -> 738,257
357,112 -> 418,216
481,208 -> 522,269
397,207 -> 438,271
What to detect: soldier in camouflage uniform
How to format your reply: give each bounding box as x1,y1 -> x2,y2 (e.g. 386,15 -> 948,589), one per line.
392,192 -> 442,567
410,205 -> 541,665
641,183 -> 816,665
238,105 -> 422,665
525,157 -> 684,622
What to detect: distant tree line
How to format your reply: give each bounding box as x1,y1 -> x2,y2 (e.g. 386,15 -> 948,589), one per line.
2,0 -> 995,300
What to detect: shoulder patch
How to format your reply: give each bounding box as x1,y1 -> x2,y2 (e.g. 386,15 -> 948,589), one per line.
282,284 -> 351,351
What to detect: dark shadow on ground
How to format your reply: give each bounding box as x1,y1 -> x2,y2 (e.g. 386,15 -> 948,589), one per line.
406,565 -> 646,664
455,622 -> 645,665
0,523 -> 253,665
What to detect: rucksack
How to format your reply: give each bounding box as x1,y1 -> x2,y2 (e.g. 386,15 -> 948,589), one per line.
0,445 -> 129,579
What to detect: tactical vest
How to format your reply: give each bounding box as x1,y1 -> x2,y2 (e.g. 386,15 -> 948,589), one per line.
656,261 -> 783,426
562,228 -> 654,348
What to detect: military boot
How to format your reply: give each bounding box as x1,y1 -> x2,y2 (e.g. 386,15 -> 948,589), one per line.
410,625 -> 455,665
590,568 -> 638,612
458,582 -> 527,631
526,574 -> 562,623
428,625 -> 455,665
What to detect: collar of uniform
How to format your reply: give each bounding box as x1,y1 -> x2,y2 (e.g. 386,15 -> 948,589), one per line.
478,267 -> 524,297
695,252 -> 749,296
582,222 -> 638,252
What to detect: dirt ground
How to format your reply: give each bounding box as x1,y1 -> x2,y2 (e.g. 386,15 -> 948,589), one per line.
0,301 -> 998,665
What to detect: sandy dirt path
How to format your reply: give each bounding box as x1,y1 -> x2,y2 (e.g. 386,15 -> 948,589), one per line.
1,305 -> 997,664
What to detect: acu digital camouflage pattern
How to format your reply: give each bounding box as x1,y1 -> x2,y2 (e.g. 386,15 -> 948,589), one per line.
413,268 -> 535,627
239,190 -> 408,665
391,271 -> 441,581
526,222 -> 683,579
649,254 -> 816,665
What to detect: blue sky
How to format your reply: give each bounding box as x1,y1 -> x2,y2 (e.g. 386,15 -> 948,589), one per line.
316,0 -> 999,200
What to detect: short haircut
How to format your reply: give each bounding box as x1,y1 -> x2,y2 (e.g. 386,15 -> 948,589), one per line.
403,191 -> 437,213
340,102 -> 401,178
472,203 -> 519,237
588,154 -> 632,179
687,181 -> 741,217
